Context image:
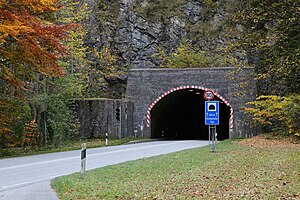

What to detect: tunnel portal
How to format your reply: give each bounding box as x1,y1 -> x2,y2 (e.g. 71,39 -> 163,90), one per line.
150,89 -> 230,140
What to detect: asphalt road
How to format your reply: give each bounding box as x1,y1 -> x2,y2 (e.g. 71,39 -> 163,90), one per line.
0,140 -> 209,199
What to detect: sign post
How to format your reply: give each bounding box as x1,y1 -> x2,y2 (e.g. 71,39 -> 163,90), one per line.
81,143 -> 86,179
205,100 -> 219,153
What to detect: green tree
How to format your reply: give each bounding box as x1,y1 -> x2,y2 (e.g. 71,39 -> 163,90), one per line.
26,0 -> 91,146
30,75 -> 83,146
57,0 -> 91,75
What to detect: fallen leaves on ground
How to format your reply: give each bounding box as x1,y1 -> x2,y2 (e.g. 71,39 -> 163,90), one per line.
53,136 -> 300,200
237,134 -> 300,150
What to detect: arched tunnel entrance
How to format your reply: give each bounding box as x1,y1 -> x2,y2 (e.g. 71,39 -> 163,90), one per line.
150,88 -> 230,140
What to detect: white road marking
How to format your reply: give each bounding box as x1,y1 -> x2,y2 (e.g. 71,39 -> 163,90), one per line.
0,141 -> 190,171
1,173 -> 72,190
0,140 -> 208,191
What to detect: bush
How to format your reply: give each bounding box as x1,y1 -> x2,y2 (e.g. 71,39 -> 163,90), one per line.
245,95 -> 300,136
45,95 -> 80,145
0,99 -> 31,148
157,41 -> 222,68
31,75 -> 83,146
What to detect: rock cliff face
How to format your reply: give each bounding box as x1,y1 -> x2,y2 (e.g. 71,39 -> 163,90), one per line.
84,0 -> 233,68
75,0 -> 257,139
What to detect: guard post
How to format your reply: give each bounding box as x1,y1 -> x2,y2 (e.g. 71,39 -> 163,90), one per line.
105,132 -> 108,146
81,143 -> 87,178
204,90 -> 219,153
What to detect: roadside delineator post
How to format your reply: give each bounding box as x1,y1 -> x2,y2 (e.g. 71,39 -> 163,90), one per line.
134,129 -> 137,138
81,143 -> 86,179
105,132 -> 108,146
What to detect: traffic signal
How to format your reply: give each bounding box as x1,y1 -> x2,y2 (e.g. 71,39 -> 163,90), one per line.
116,108 -> 120,120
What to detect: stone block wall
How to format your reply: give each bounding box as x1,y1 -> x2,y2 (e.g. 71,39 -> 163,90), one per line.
74,99 -> 134,139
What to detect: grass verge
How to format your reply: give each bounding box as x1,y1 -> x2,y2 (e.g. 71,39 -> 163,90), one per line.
52,137 -> 300,199
0,138 -> 142,159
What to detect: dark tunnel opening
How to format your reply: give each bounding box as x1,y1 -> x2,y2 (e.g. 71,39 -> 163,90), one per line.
150,89 -> 230,140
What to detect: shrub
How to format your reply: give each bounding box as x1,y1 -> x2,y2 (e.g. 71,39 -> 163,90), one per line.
245,95 -> 300,136
157,41 -> 222,68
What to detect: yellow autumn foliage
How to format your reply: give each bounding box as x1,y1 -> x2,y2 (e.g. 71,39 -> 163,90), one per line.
245,95 -> 300,136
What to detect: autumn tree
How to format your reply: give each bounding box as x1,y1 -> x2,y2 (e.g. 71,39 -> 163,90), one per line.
0,0 -> 76,88
56,0 -> 90,74
228,0 -> 300,136
0,0 -> 76,146
245,95 -> 300,136
228,0 -> 300,96
83,46 -> 126,98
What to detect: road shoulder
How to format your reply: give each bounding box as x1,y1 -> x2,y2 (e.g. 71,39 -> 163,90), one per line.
0,181 -> 58,200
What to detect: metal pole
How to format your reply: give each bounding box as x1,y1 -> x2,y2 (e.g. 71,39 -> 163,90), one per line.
81,143 -> 86,179
211,126 -> 213,152
208,125 -> 211,146
212,125 -> 217,153
209,125 -> 217,153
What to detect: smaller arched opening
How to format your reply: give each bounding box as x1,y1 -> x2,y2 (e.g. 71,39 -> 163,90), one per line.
146,86 -> 233,140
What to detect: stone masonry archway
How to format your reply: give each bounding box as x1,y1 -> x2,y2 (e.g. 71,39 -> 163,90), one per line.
146,85 -> 233,140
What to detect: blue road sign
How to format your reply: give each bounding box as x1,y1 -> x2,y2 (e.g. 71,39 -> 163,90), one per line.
205,101 -> 219,125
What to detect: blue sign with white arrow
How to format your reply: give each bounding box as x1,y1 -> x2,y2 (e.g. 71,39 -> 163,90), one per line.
205,101 -> 219,125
